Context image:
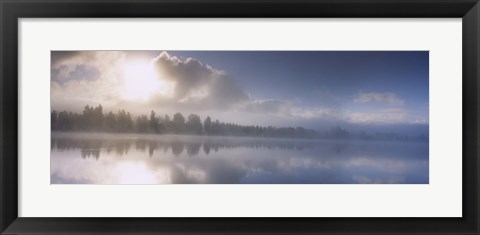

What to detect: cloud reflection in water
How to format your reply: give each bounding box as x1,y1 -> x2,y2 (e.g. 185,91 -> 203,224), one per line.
51,133 -> 428,184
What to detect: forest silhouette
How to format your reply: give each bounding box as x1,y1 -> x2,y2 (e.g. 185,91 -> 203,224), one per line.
51,104 -> 428,141
51,104 -> 319,139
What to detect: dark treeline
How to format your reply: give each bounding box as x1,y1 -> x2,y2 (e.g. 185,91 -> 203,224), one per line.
51,104 -> 429,142
51,104 -> 317,139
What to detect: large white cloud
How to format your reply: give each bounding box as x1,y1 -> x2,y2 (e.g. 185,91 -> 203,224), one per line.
151,51 -> 248,110
51,51 -> 249,113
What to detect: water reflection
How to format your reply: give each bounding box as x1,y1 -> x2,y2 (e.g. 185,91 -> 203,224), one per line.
51,132 -> 429,184
52,135 -> 319,157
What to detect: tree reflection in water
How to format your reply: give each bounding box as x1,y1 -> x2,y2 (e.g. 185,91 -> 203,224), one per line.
51,133 -> 321,159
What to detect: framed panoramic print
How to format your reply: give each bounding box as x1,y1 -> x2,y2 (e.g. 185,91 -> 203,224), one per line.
1,0 -> 479,234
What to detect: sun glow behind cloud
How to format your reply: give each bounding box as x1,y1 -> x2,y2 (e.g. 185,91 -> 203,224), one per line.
123,60 -> 173,101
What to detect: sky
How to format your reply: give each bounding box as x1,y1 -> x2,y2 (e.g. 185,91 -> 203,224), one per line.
51,50 -> 429,134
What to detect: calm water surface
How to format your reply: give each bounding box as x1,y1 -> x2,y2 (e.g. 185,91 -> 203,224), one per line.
51,132 -> 429,184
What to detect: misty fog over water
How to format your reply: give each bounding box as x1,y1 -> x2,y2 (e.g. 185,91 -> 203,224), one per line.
51,132 -> 428,184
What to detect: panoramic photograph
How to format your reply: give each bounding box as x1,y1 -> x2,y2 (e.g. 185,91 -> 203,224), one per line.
51,51 -> 429,184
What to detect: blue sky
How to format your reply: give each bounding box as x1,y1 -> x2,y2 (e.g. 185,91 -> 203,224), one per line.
51,50 -> 429,134
165,51 -> 428,106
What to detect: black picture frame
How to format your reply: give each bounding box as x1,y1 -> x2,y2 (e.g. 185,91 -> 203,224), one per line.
1,0 -> 479,234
